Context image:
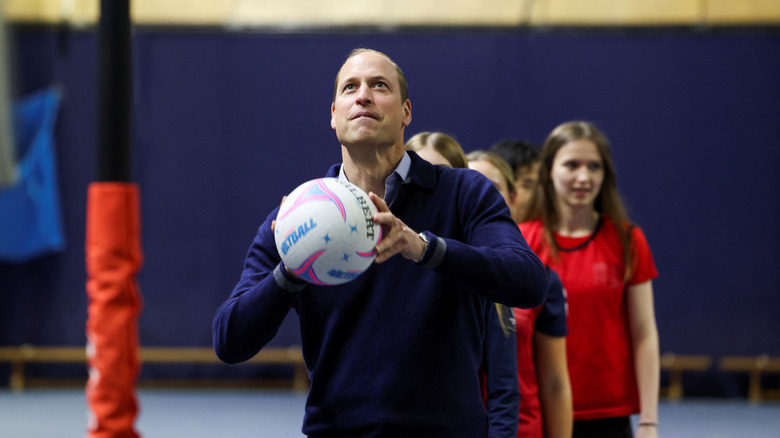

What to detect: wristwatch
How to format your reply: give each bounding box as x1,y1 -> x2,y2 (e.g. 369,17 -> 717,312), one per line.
413,232 -> 429,263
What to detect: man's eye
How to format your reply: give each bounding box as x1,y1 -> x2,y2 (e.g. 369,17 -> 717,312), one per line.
343,84 -> 356,92
374,82 -> 387,88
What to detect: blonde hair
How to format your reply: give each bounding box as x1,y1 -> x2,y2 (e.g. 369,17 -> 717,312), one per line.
465,150 -> 516,196
405,131 -> 468,169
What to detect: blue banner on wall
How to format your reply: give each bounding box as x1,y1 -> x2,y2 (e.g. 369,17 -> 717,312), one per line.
0,88 -> 65,263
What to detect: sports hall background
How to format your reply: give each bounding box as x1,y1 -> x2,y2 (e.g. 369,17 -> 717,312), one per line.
1,1 -> 779,397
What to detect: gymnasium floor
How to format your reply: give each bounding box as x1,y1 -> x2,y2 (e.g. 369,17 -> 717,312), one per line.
1,388 -> 779,437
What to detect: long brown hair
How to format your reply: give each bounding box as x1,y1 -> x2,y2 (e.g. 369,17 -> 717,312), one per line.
524,121 -> 634,283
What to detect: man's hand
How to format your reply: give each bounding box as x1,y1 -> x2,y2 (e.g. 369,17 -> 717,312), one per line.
369,192 -> 426,264
271,196 -> 303,280
270,195 -> 287,234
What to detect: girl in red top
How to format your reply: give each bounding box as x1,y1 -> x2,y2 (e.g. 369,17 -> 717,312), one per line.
479,143 -> 573,438
520,121 -> 660,438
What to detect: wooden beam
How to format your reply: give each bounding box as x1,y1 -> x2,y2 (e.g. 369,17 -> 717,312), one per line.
3,0 -> 780,26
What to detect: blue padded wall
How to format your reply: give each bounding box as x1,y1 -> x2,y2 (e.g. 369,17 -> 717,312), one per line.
2,27 -> 778,392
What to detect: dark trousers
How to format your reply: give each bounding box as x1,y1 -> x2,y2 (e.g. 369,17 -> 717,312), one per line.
573,416 -> 633,438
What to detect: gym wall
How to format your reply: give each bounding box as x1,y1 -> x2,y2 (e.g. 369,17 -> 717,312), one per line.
1,4 -> 778,394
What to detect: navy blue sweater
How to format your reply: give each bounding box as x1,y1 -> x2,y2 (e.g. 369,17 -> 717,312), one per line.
213,152 -> 547,437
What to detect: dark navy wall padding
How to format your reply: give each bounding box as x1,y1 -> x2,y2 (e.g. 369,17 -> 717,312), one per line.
1,27 -> 778,391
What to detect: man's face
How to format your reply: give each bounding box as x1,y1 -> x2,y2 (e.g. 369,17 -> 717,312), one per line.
331,52 -> 411,149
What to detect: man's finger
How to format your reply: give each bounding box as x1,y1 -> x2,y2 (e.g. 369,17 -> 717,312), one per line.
375,223 -> 400,253
369,192 -> 389,213
375,238 -> 402,263
372,211 -> 396,226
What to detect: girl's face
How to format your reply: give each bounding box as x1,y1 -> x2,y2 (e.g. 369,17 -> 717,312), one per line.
513,162 -> 539,220
551,139 -> 604,212
468,159 -> 512,206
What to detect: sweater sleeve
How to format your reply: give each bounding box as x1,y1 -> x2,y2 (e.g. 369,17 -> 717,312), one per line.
212,210 -> 300,364
426,172 -> 548,309
535,268 -> 569,337
484,303 -> 520,438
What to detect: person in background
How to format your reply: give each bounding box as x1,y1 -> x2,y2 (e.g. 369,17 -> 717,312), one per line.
406,132 -> 520,438
490,139 -> 542,224
482,144 -> 573,438
465,151 -> 515,208
521,121 -> 659,438
405,131 -> 468,169
213,48 -> 548,437
468,150 -> 572,438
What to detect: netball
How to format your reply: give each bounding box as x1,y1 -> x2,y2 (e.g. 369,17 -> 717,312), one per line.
274,177 -> 381,285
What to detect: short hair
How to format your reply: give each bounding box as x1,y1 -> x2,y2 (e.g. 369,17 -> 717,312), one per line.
333,48 -> 409,104
405,131 -> 467,169
489,139 -> 541,173
465,150 -> 516,195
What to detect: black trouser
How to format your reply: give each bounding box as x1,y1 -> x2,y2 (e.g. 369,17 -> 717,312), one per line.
573,416 -> 633,438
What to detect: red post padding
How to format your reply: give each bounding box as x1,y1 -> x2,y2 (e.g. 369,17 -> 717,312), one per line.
85,182 -> 143,438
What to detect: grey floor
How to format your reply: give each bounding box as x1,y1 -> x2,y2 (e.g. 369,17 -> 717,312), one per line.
1,388 -> 779,437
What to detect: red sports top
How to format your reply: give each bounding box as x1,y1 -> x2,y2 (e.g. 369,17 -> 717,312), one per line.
513,267 -> 568,438
519,216 -> 658,421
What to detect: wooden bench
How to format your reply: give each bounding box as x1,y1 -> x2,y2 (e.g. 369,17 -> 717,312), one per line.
0,345 -> 308,392
659,352 -> 712,401
719,355 -> 780,403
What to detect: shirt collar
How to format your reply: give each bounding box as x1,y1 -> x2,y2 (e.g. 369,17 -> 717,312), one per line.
337,151 -> 411,183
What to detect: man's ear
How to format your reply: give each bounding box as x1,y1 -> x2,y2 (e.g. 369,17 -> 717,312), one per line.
331,102 -> 336,130
402,99 -> 412,127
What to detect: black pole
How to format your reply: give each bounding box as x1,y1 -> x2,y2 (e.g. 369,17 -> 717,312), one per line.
0,7 -> 16,188
96,0 -> 132,182
87,3 -> 141,435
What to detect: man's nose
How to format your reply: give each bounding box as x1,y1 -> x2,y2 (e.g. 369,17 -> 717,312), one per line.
356,85 -> 372,104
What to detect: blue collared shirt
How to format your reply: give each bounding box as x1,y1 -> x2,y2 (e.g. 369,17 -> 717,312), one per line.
338,151 -> 411,206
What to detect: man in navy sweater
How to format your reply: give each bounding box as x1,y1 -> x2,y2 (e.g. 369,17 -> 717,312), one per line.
213,48 -> 548,437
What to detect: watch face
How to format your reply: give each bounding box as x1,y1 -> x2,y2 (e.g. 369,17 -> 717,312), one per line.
414,232 -> 429,263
